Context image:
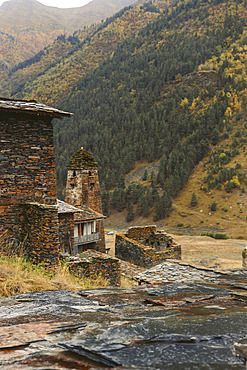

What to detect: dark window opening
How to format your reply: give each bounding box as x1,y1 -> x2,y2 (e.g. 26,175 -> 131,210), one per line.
89,171 -> 92,176
73,170 -> 76,177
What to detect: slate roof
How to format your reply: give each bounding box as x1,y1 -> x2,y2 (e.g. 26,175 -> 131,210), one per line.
57,200 -> 81,214
74,205 -> 105,222
0,98 -> 72,119
68,148 -> 98,170
57,200 -> 105,222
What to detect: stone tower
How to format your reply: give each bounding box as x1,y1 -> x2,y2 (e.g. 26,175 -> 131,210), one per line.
65,148 -> 105,252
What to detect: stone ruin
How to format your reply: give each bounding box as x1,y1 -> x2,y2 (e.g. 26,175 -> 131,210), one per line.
115,225 -> 181,268
65,250 -> 121,286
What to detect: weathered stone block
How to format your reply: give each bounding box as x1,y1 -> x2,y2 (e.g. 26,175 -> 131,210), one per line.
67,250 -> 121,286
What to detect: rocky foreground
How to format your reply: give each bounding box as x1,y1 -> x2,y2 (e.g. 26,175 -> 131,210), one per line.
0,265 -> 247,369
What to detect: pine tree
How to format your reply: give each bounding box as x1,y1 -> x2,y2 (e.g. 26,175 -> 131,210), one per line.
142,169 -> 148,181
118,174 -> 125,189
210,201 -> 217,211
101,189 -> 110,216
154,191 -> 172,220
126,202 -> 134,222
190,192 -> 198,207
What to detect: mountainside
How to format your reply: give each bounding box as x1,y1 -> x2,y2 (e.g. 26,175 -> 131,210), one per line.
2,0 -> 247,236
0,2 -> 159,102
56,0 -> 247,236
0,0 -> 139,71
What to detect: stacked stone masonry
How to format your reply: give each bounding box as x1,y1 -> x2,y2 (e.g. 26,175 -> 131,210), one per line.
65,148 -> 105,252
0,102 -> 71,267
116,226 -> 181,268
66,250 -> 121,286
18,203 -> 60,267
0,113 -> 57,230
58,212 -> 74,255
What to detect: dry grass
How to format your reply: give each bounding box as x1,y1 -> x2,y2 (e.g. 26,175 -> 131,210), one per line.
0,255 -> 110,297
0,232 -> 109,297
170,234 -> 246,270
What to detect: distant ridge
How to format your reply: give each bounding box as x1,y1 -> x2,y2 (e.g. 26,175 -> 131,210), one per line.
0,0 -> 139,69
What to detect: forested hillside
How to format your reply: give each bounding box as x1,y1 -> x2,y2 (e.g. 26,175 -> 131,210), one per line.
3,0 -> 247,230
0,0 -> 140,74
52,0 -> 247,224
1,2 -> 160,101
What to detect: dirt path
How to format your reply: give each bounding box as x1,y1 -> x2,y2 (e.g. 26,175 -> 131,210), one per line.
172,234 -> 246,269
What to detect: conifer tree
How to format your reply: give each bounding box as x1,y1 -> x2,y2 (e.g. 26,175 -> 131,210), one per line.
154,191 -> 172,221
190,192 -> 198,207
142,169 -> 148,181
126,202 -> 134,222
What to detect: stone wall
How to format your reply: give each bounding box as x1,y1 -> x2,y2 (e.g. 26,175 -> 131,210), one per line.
126,226 -> 174,252
66,170 -> 102,213
115,226 -> 181,268
67,250 -> 121,286
0,111 -> 60,266
58,213 -> 74,255
18,203 -> 60,267
126,225 -> 157,240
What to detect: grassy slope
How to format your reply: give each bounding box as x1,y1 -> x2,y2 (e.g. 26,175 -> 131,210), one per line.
106,139 -> 247,239
105,159 -> 247,240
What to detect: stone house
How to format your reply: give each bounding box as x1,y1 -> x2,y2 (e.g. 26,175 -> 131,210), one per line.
0,98 -> 106,265
58,199 -> 105,254
0,98 -> 72,266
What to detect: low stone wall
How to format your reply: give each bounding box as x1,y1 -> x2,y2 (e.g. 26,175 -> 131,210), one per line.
126,225 -> 157,241
67,250 -> 121,286
115,226 -> 181,268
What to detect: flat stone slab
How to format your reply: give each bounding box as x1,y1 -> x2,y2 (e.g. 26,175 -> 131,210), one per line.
135,260 -> 229,284
231,292 -> 247,302
0,322 -> 61,349
0,277 -> 247,369
234,337 -> 247,361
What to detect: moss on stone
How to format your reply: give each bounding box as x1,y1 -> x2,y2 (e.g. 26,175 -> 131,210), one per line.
68,148 -> 98,170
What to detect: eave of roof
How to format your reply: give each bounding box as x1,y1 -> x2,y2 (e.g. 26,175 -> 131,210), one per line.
0,98 -> 73,119
57,199 -> 80,214
74,205 -> 105,222
57,200 -> 105,221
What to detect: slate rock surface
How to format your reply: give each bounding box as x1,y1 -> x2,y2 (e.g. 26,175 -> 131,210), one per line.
0,274 -> 247,369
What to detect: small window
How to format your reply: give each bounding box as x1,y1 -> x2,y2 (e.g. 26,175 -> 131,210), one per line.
73,170 -> 76,177
89,171 -> 92,176
78,223 -> 85,237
